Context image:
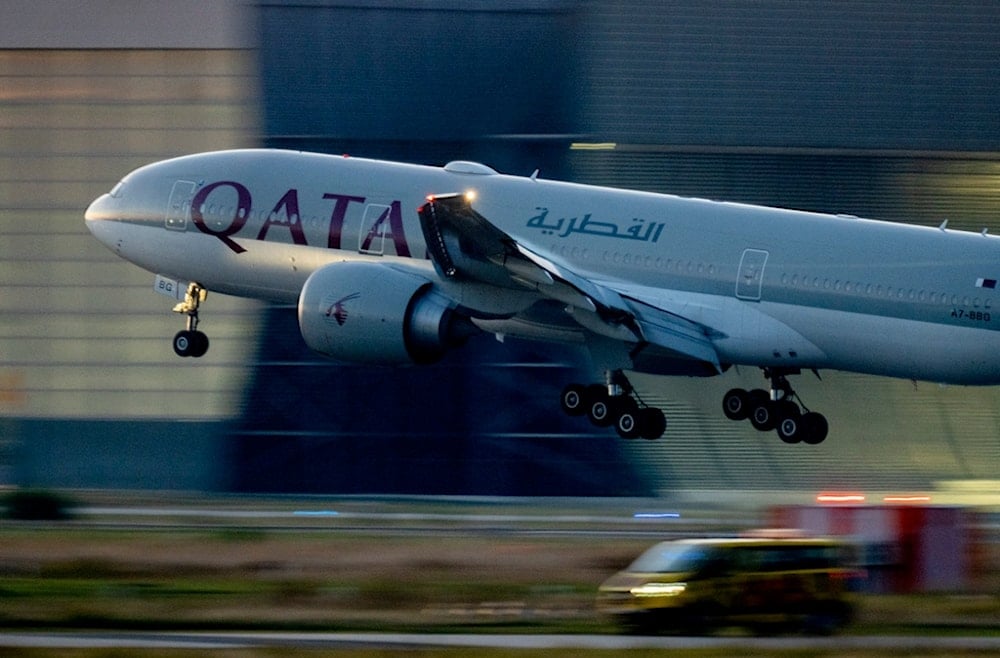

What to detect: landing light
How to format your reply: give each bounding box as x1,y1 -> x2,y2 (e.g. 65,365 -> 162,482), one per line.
465,190 -> 477,203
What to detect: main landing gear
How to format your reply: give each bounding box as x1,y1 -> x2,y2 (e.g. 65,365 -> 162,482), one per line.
560,370 -> 667,440
562,368 -> 828,444
722,368 -> 828,444
172,282 -> 209,358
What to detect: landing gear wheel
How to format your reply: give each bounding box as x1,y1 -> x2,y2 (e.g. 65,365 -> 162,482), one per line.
722,388 -> 750,421
615,399 -> 642,439
728,369 -> 830,445
801,412 -> 829,445
566,371 -> 668,440
173,330 -> 208,358
748,389 -> 777,431
775,402 -> 803,444
587,386 -> 615,427
638,407 -> 667,440
173,330 -> 192,357
191,331 -> 209,357
560,384 -> 588,416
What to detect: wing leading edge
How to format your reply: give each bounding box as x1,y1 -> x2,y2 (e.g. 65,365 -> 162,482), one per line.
417,194 -> 723,373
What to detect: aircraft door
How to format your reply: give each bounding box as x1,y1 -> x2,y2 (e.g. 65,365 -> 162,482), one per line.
165,180 -> 197,231
358,203 -> 390,255
736,249 -> 768,301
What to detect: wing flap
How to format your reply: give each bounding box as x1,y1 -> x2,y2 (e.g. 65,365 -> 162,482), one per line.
417,194 -> 723,370
418,194 -> 600,313
624,297 -> 723,371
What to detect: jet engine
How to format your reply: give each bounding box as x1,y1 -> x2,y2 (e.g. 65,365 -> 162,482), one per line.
297,261 -> 474,365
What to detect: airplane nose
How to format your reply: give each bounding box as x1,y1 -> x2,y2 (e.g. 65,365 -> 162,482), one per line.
84,193 -> 121,250
85,193 -> 113,225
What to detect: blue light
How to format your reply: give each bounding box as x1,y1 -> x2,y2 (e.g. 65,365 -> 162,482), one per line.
633,512 -> 681,519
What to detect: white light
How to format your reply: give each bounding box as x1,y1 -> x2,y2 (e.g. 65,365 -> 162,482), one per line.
630,582 -> 686,598
570,142 -> 617,151
817,492 -> 866,504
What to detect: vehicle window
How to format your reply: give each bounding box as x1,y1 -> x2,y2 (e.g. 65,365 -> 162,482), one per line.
628,543 -> 713,573
755,545 -> 840,572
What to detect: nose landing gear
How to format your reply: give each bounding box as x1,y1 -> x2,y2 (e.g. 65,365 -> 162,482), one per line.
722,368 -> 828,444
560,370 -> 667,440
172,282 -> 209,358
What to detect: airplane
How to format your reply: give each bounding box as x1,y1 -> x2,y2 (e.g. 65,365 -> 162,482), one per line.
84,148 -> 1000,445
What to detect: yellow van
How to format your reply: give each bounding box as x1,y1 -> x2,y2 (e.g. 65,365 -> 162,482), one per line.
597,537 -> 859,634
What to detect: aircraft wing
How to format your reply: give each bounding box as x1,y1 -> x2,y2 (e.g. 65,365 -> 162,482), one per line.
417,194 -> 723,372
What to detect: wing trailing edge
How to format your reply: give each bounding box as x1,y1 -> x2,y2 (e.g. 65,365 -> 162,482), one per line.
417,194 -> 722,371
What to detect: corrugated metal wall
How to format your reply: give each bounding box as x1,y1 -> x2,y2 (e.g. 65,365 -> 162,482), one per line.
576,0 -> 1000,150
569,150 -> 1000,231
234,0 -> 650,496
240,0 -> 1000,494
10,2 -> 999,494
0,50 -> 260,421
567,1 -> 1000,492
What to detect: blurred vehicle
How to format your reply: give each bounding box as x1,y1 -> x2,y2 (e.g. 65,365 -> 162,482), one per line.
597,536 -> 860,635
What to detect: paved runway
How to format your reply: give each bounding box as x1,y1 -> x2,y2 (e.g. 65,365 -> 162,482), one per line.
3,631 -> 1000,651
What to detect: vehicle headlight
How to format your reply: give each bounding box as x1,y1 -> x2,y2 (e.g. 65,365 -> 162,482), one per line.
630,582 -> 687,597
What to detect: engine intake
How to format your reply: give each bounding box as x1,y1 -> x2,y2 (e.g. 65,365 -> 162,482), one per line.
298,261 -> 473,364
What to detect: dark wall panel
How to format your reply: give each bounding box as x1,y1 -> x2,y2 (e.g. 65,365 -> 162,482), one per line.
259,0 -> 579,175
243,1 -> 1000,496
579,0 -> 1000,150
239,1 -> 648,495
229,308 -> 649,496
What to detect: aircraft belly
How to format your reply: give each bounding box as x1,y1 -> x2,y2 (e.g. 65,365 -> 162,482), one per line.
759,302 -> 1000,385
710,299 -> 828,368
610,285 -> 828,370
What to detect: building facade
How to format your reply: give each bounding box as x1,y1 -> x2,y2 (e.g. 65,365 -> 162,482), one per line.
5,1 -> 999,495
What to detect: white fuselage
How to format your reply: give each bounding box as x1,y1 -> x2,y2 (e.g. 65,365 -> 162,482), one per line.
85,149 -> 1000,385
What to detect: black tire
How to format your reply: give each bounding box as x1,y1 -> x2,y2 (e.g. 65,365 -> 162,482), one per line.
173,330 -> 193,357
587,387 -> 615,427
638,407 -> 667,440
802,412 -> 829,444
619,611 -> 661,636
722,388 -> 750,420
191,331 -> 209,358
802,602 -> 850,635
748,391 -> 777,432
775,401 -> 803,444
615,399 -> 642,439
560,383 -> 588,416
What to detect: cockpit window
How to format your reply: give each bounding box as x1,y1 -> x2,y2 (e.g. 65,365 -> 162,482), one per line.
109,180 -> 125,198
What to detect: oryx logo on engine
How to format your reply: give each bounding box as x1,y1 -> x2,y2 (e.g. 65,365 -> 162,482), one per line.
325,292 -> 361,326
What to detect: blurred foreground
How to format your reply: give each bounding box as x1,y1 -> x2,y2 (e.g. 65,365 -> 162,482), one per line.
1,492 -> 997,650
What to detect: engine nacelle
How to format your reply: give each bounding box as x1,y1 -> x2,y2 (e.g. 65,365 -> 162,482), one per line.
298,261 -> 471,365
